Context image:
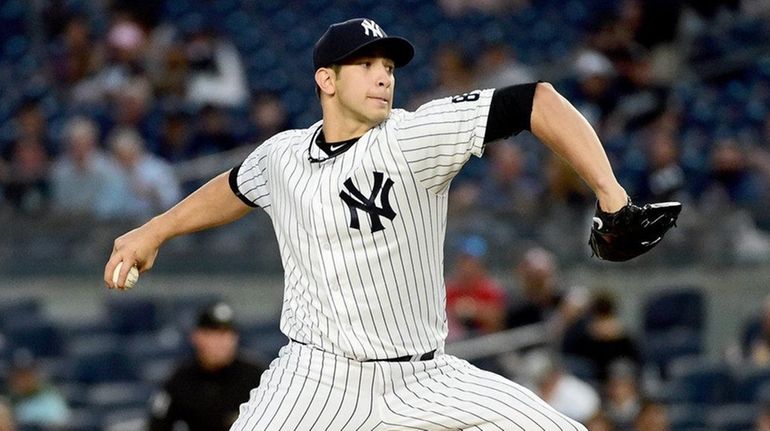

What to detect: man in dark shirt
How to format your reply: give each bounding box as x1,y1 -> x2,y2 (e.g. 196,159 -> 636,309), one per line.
149,302 -> 265,431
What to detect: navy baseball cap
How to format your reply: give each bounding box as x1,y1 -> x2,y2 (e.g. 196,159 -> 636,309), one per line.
313,18 -> 414,70
196,302 -> 236,330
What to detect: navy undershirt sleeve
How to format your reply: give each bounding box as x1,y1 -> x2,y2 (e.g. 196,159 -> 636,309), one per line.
484,82 -> 538,143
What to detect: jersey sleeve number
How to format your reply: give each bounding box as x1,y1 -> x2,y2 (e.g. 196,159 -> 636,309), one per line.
451,92 -> 480,103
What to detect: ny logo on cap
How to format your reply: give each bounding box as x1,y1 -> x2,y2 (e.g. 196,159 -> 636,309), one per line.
361,19 -> 384,38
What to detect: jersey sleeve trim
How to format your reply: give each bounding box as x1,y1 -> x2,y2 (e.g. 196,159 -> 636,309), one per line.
228,164 -> 259,208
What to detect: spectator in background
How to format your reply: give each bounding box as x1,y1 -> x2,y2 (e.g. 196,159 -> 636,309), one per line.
571,49 -> 618,132
538,151 -> 602,260
410,45 -> 474,108
71,15 -> 149,105
245,92 -> 291,145
183,25 -> 248,109
604,45 -> 670,137
699,137 -> 770,263
0,398 -> 15,431
108,127 -> 181,220
561,290 -> 641,382
517,349 -> 601,423
3,97 -> 53,157
476,141 -> 542,224
506,247 -> 588,338
149,302 -> 265,431
473,43 -> 534,90
0,136 -> 51,215
705,137 -> 764,207
603,360 -> 642,429
108,77 -> 158,147
632,131 -> 687,203
633,399 -> 670,431
188,104 -> 240,156
152,37 -> 189,101
156,108 -> 193,163
445,235 -> 507,341
7,349 -> 70,428
48,14 -> 105,90
544,153 -> 594,209
49,116 -> 124,218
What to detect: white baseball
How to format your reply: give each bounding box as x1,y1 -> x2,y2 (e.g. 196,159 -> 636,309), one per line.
112,262 -> 139,289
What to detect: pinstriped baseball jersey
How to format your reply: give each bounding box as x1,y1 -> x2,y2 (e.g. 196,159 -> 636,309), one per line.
232,89 -> 494,361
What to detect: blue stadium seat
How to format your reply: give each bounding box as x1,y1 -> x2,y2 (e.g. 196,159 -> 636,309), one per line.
668,404 -> 707,430
102,409 -> 148,431
732,365 -> 770,404
58,382 -> 89,409
241,319 -> 287,361
0,297 -> 42,329
5,317 -> 65,358
136,357 -> 178,385
160,293 -> 224,329
668,357 -> 732,405
67,335 -> 137,384
561,355 -> 599,383
60,408 -> 102,431
123,330 -> 187,363
105,297 -> 161,335
85,381 -> 153,415
643,287 -> 706,336
72,349 -> 138,384
705,404 -> 757,431
642,330 -> 703,374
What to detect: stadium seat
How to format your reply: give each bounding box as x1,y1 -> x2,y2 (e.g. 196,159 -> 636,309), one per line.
241,319 -> 287,361
5,317 -> 65,358
159,293 -> 224,329
732,365 -> 770,403
0,297 -> 42,329
643,287 -> 706,336
705,404 -> 757,431
102,409 -> 149,431
668,404 -> 707,430
67,335 -> 137,384
123,329 -> 186,364
135,357 -> 178,385
85,381 -> 153,416
105,297 -> 161,336
668,356 -> 732,405
60,408 -> 102,431
642,330 -> 703,375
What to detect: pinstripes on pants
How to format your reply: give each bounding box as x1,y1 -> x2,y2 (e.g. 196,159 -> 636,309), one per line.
230,342 -> 587,431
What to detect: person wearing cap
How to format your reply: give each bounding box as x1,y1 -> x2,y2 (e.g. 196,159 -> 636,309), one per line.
107,16 -> 629,429
6,349 -> 70,428
148,302 -> 265,431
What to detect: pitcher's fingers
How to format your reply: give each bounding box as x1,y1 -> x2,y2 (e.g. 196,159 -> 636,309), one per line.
104,256 -> 121,288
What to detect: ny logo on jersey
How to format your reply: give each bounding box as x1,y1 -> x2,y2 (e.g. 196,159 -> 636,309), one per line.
339,172 -> 396,232
361,19 -> 385,38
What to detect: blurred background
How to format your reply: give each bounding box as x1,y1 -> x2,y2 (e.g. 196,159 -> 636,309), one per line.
1,0 -> 770,430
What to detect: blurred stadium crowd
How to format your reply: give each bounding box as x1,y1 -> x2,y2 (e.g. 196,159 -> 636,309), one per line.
0,0 -> 770,270
2,0 -> 770,430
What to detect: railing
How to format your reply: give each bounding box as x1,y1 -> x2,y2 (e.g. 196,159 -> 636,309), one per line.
446,324 -> 547,361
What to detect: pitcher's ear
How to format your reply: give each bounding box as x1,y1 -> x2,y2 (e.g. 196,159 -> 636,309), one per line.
315,67 -> 336,96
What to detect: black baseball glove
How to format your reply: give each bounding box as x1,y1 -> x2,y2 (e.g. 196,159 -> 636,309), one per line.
589,199 -> 682,262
